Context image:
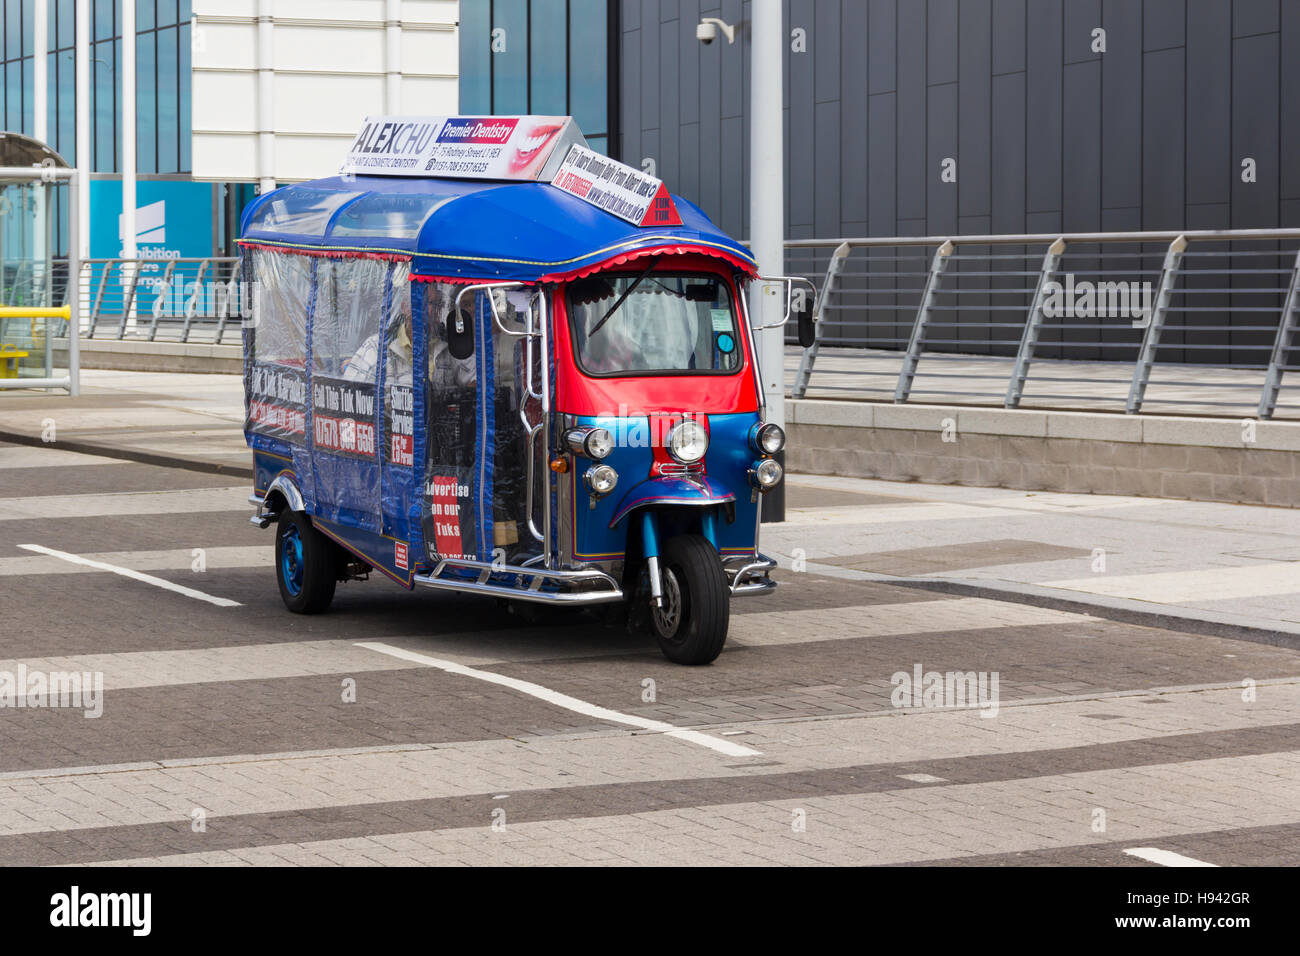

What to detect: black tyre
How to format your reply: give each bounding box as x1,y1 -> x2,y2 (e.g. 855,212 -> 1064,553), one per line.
650,534 -> 730,665
275,511 -> 337,614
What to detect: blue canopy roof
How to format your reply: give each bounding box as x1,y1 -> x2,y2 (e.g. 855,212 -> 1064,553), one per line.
239,174 -> 756,282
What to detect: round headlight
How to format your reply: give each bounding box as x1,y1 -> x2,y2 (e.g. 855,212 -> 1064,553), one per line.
584,428 -> 614,459
667,419 -> 709,463
751,457 -> 783,489
565,427 -> 615,459
585,464 -> 619,496
756,422 -> 786,455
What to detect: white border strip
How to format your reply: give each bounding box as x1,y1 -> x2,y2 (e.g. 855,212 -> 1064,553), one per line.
18,544 -> 241,608
1124,847 -> 1218,867
357,641 -> 762,758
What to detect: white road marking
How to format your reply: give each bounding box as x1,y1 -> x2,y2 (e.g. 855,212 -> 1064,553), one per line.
18,544 -> 241,607
0,545 -> 269,577
1044,563 -> 1300,603
1123,847 -> 1218,867
898,773 -> 948,784
356,641 -> 763,758
0,486 -> 249,521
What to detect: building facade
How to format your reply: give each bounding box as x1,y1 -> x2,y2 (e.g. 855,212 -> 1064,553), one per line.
0,0 -> 252,261
459,1 -> 1300,364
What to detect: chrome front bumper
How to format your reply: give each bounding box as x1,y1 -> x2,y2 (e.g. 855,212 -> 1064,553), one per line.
414,557 -> 625,606
724,553 -> 778,597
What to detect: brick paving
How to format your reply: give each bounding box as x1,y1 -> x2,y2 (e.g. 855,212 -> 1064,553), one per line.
1,439 -> 1299,866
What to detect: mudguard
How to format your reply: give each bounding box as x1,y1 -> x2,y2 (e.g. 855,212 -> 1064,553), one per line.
608,474 -> 735,529
263,473 -> 306,513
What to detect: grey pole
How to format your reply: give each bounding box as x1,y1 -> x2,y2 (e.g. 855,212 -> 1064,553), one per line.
751,2 -> 785,522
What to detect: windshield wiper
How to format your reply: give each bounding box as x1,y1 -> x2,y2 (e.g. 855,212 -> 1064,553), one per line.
588,259 -> 658,337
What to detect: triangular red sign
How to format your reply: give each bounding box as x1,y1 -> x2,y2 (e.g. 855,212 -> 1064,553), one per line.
639,182 -> 682,227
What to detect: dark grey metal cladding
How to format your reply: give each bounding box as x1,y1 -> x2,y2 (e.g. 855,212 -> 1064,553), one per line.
618,0 -> 1300,364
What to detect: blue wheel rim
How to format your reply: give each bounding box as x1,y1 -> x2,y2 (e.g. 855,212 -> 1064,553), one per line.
280,525 -> 304,596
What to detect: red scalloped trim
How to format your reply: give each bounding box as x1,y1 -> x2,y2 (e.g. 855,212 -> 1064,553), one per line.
237,241 -> 412,264
410,273 -> 506,286
538,243 -> 758,283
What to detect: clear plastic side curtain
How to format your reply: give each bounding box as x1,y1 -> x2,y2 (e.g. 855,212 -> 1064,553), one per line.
422,281 -> 481,563
381,260 -> 415,541
309,257 -> 388,532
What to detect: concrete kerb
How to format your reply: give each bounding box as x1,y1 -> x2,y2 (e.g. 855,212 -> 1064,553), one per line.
789,399 -> 1300,451
791,557 -> 1300,653
0,426 -> 254,479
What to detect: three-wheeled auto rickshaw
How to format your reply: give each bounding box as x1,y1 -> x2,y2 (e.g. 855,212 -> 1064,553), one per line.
240,115 -> 810,664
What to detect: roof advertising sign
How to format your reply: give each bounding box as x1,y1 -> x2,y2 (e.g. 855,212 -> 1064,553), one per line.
339,115 -> 584,182
549,144 -> 682,227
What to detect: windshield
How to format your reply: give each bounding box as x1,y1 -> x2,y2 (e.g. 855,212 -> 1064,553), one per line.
567,272 -> 743,376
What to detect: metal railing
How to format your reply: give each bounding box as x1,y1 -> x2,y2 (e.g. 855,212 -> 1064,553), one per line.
784,229 -> 1300,419
78,257 -> 242,344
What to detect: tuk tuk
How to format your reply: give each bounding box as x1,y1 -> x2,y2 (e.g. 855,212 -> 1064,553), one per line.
240,116 -> 810,664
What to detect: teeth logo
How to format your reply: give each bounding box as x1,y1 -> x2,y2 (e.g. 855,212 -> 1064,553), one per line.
509,122 -> 563,173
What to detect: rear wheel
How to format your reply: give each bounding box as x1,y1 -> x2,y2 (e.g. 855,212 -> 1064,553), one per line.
650,534 -> 730,665
275,511 -> 337,614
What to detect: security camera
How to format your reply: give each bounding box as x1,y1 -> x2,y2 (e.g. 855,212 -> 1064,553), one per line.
696,17 -> 736,45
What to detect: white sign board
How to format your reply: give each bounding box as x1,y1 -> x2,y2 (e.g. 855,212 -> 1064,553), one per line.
339,115 -> 585,181
190,0 -> 460,186
550,145 -> 682,227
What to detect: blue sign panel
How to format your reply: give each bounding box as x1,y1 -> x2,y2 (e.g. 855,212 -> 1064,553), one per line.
89,179 -> 214,320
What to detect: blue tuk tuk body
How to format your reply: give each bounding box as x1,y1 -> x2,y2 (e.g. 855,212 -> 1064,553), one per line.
240,137 -> 788,664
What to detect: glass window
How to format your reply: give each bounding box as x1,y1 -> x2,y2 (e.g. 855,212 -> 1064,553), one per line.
491,0 -> 528,114
568,0 -> 607,137
529,0 -> 566,114
57,52 -> 74,160
329,192 -> 453,239
5,2 -> 19,58
94,0 -> 114,41
567,273 -> 742,377
245,186 -> 363,237
136,30 -> 156,173
6,2 -> 19,59
178,19 -> 190,171
156,25 -> 178,172
58,0 -> 74,49
21,57 -> 32,136
92,39 -> 114,171
458,0 -> 489,113
137,0 -> 154,31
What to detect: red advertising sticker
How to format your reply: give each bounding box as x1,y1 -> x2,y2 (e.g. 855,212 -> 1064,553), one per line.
394,541 -> 408,571
428,475 -> 468,559
313,413 -> 377,457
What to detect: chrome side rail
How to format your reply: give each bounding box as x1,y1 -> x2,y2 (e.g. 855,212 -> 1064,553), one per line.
415,557 -> 623,606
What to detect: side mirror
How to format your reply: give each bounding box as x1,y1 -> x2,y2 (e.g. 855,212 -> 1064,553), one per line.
796,299 -> 816,348
446,307 -> 475,360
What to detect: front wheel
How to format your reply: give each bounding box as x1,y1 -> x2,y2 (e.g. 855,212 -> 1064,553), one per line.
275,511 -> 337,614
650,534 -> 730,665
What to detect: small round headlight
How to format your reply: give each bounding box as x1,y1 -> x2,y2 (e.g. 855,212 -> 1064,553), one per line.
751,457 -> 783,490
757,423 -> 786,455
584,427 -> 614,459
585,464 -> 619,496
565,426 -> 615,459
667,419 -> 709,463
